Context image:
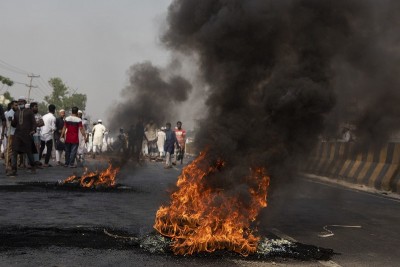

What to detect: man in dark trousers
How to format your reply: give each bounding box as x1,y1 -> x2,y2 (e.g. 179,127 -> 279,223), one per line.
60,107 -> 87,168
174,121 -> 186,165
39,104 -> 56,167
54,109 -> 65,165
164,122 -> 180,169
7,97 -> 37,176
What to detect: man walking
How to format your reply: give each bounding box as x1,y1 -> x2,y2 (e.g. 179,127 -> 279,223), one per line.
54,109 -> 65,165
164,122 -> 179,169
31,102 -> 44,166
40,104 -> 56,167
144,120 -> 158,160
117,128 -> 128,154
7,97 -> 37,176
92,119 -> 106,158
157,127 -> 166,159
77,110 -> 88,162
60,107 -> 87,168
174,121 -> 186,165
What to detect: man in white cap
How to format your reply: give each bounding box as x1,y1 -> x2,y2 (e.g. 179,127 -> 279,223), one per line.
91,119 -> 106,158
77,110 -> 88,162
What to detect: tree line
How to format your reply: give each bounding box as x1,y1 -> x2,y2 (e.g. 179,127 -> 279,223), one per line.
0,75 -> 86,113
38,77 -> 87,114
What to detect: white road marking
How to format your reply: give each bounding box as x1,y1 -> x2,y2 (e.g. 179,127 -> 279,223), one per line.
318,225 -> 362,238
318,260 -> 342,267
271,228 -> 342,267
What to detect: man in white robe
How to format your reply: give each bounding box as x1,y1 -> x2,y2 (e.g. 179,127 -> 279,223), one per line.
77,111 -> 88,162
92,119 -> 106,158
157,128 -> 166,158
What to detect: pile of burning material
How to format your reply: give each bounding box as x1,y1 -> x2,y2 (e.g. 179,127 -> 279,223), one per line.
103,231 -> 333,261
154,151 -> 270,256
152,151 -> 334,260
1,226 -> 333,261
62,164 -> 120,189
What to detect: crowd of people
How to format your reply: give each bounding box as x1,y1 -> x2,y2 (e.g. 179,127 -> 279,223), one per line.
0,96 -> 188,175
0,96 -> 93,176
118,120 -> 187,169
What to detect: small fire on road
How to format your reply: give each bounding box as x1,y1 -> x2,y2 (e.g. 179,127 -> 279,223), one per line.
154,151 -> 270,256
63,164 -> 120,188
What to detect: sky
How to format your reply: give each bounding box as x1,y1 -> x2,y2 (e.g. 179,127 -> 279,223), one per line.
0,0 -> 172,124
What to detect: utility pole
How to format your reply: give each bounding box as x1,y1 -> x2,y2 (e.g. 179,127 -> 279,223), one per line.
27,74 -> 40,103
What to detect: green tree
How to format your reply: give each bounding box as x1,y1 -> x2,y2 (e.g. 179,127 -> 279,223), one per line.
63,93 -> 87,111
0,76 -> 14,106
0,75 -> 14,86
0,92 -> 13,106
39,77 -> 87,114
3,92 -> 12,101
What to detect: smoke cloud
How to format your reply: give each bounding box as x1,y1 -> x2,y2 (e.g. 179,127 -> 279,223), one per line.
109,61 -> 192,130
159,0 -> 400,189
109,0 -> 400,193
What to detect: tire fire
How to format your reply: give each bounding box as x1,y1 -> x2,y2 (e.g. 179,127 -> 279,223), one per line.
63,164 -> 120,188
154,151 -> 270,256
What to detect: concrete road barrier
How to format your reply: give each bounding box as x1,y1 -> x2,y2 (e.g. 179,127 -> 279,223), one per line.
303,142 -> 400,193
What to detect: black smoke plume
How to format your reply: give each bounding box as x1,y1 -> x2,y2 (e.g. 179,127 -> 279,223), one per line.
109,61 -> 192,130
161,0 -> 400,189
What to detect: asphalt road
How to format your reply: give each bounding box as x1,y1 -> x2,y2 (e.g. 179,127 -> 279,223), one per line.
263,176 -> 400,267
0,156 -> 399,266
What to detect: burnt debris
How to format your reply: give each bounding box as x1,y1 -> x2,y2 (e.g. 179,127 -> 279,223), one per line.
0,227 -> 334,261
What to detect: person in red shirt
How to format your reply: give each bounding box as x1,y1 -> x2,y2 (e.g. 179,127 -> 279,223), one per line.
174,121 -> 186,165
60,107 -> 87,168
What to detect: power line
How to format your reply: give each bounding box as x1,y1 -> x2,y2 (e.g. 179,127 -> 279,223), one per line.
11,81 -> 29,86
0,63 -> 28,75
31,91 -> 46,102
39,76 -> 53,93
37,78 -> 52,94
0,59 -> 49,100
0,58 -> 30,75
27,82 -> 47,98
36,85 -> 47,96
1,80 -> 46,101
0,60 -> 83,105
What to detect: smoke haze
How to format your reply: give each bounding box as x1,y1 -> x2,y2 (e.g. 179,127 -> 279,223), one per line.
109,0 -> 400,195
109,61 -> 192,130
158,0 -> 400,183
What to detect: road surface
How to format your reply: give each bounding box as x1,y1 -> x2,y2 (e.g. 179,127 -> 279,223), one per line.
0,156 -> 398,266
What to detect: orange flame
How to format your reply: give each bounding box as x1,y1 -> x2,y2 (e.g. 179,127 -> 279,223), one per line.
63,164 -> 120,188
154,151 -> 270,256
